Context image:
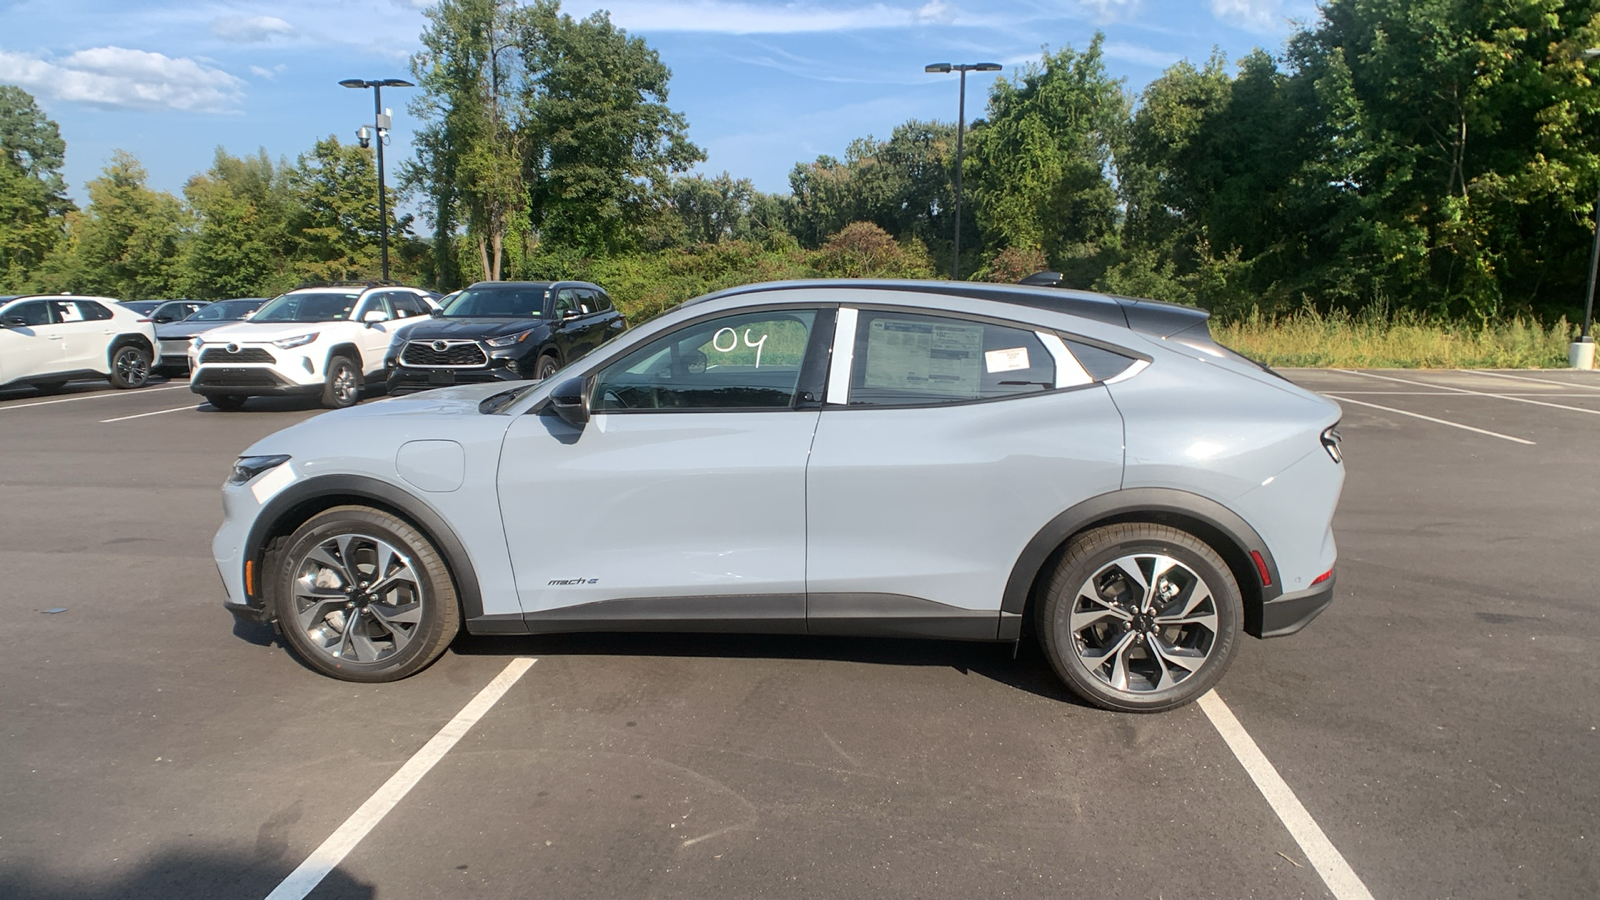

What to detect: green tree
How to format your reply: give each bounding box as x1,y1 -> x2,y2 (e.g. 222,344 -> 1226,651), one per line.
183,148 -> 297,298
42,152 -> 189,298
966,35 -> 1129,285
289,137 -> 407,284
519,2 -> 704,255
0,86 -> 73,289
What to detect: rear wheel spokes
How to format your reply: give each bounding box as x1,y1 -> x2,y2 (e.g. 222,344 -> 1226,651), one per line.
1071,552 -> 1218,694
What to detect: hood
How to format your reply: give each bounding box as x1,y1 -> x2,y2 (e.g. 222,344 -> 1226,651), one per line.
157,320 -> 234,340
197,320 -> 340,344
394,317 -> 548,342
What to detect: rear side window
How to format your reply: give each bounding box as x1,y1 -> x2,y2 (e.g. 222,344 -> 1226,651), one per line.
391,292 -> 429,318
51,301 -> 84,323
846,311 -> 1056,407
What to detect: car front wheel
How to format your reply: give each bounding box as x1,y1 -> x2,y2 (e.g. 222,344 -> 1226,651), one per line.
322,356 -> 361,408
108,344 -> 152,388
535,354 -> 559,381
1037,523 -> 1242,713
270,506 -> 461,682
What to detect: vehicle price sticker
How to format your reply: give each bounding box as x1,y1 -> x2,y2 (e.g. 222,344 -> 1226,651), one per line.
985,347 -> 1029,373
864,319 -> 982,395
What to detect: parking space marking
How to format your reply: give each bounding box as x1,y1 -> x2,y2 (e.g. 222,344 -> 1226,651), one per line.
1332,369 -> 1600,417
1199,691 -> 1376,900
100,404 -> 198,423
1462,370 -> 1600,391
264,658 -> 536,900
1325,395 -> 1535,444
0,384 -> 188,412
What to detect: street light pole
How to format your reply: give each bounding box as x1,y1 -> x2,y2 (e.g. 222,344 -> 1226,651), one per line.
1573,50 -> 1600,368
926,62 -> 1001,280
339,78 -> 415,283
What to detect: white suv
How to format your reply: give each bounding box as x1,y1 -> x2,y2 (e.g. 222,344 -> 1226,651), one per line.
0,295 -> 158,393
189,285 -> 439,410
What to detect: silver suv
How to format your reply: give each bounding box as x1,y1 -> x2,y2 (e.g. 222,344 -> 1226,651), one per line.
213,280 -> 1344,712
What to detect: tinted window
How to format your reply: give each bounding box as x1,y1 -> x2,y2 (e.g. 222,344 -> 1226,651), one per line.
594,310 -> 817,411
846,311 -> 1055,407
190,299 -> 258,321
75,301 -> 113,321
442,287 -> 545,318
1063,339 -> 1137,382
52,301 -> 84,323
252,292 -> 362,323
591,291 -> 613,312
4,301 -> 51,326
392,292 -> 429,318
554,289 -> 580,318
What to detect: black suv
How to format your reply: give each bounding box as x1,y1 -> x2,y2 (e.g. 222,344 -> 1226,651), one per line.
385,281 -> 626,394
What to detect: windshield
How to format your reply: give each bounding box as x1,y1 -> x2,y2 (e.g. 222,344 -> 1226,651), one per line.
122,301 -> 161,314
187,299 -> 262,322
442,287 -> 545,318
250,291 -> 361,323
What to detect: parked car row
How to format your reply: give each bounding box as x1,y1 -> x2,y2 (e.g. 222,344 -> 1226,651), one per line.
0,295 -> 161,392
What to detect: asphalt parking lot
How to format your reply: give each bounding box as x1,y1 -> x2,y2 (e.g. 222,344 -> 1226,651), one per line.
0,368 -> 1595,899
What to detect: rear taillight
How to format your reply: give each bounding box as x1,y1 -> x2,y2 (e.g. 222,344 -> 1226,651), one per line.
1320,424 -> 1342,463
1311,568 -> 1332,586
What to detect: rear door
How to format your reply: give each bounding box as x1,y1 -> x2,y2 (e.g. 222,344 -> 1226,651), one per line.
496,305 -> 830,629
804,306 -> 1126,638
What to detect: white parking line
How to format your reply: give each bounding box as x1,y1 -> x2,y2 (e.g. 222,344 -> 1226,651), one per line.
0,384 -> 188,412
1332,369 -> 1600,417
264,658 -> 536,900
1462,369 -> 1600,391
1198,691 -> 1376,900
1326,394 -> 1535,444
100,404 -> 197,423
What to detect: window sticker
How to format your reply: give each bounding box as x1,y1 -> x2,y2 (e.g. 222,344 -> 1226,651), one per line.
864,319 -> 982,395
985,347 -> 1029,373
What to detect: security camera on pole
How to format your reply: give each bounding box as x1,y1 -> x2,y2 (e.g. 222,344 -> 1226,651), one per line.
339,78 -> 414,283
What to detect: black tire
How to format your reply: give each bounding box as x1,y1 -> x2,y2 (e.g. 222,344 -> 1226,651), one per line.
321,355 -> 361,409
535,354 -> 560,381
108,342 -> 152,389
33,380 -> 69,395
206,394 -> 248,411
1037,523 -> 1242,713
269,506 -> 461,682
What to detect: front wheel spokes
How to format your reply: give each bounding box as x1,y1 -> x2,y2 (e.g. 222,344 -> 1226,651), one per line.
1078,630 -> 1137,691
365,602 -> 422,653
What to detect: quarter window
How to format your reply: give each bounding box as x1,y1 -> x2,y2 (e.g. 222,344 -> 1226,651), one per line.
844,311 -> 1056,407
593,310 -> 817,411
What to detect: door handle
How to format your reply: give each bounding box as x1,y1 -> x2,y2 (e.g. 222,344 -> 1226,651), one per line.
47,335 -> 64,340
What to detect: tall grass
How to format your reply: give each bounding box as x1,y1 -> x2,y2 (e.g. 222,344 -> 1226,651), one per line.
1213,306 -> 1575,369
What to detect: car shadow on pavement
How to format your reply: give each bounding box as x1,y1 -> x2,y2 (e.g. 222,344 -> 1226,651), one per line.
0,849 -> 374,900
452,630 -> 1093,708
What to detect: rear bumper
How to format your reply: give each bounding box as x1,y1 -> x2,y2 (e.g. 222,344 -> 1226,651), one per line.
1258,571 -> 1335,638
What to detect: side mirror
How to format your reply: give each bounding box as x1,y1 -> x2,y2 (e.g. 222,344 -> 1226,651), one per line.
362,309 -> 390,326
561,308 -> 581,321
548,376 -> 589,428
154,314 -> 174,324
1,315 -> 25,327
429,307 -> 444,318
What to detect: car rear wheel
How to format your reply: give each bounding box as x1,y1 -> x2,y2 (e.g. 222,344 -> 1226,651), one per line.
108,343 -> 151,389
206,394 -> 247,411
322,356 -> 361,409
1037,523 -> 1242,713
270,506 -> 460,682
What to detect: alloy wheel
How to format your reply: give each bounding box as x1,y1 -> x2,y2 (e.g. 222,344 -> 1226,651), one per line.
1069,553 -> 1219,695
114,347 -> 150,387
290,533 -> 425,664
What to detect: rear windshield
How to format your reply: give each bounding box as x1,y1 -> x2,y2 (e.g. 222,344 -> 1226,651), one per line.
442,287 -> 545,318
251,292 -> 361,323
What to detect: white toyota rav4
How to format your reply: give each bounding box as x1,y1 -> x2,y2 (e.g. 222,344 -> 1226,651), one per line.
0,295 -> 159,393
189,284 -> 439,410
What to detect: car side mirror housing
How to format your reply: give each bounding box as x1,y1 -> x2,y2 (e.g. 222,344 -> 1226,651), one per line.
429,307 -> 444,318
1,315 -> 25,327
548,376 -> 589,428
362,309 -> 390,326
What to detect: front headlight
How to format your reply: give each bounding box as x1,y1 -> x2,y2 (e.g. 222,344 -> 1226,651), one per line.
191,336 -> 205,349
486,328 -> 536,348
273,332 -> 319,349
227,454 -> 291,485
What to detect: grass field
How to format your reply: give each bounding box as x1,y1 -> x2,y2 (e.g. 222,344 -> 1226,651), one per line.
1213,307 -> 1577,369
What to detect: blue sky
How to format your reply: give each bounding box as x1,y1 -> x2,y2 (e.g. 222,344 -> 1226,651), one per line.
0,0 -> 1318,209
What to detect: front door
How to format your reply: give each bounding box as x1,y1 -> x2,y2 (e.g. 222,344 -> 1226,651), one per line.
496,306 -> 826,631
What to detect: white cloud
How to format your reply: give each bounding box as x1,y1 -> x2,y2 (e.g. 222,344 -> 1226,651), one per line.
1103,41 -> 1181,69
1077,0 -> 1140,20
0,46 -> 244,112
589,1 -> 961,34
390,0 -> 434,9
249,63 -> 288,80
211,15 -> 295,42
1209,0 -> 1283,33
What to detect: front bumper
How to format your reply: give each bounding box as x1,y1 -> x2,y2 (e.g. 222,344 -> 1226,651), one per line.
191,366 -> 322,397
1258,570 -> 1336,638
386,362 -> 526,395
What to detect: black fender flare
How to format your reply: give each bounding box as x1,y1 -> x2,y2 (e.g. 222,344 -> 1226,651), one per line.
1000,487 -> 1281,639
243,474 -> 483,621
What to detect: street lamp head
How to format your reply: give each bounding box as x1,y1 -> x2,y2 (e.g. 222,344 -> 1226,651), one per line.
338,78 -> 368,89
925,63 -> 953,73
973,62 -> 1002,72
376,79 -> 415,88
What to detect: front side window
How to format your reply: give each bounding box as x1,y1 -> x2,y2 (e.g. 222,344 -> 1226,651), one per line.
593,309 -> 817,411
554,289 -> 580,319
846,311 -> 1056,407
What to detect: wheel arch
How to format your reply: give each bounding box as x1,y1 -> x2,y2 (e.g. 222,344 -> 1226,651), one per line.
108,333 -> 155,360
244,474 -> 483,623
1002,488 -> 1282,640
325,342 -> 362,370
